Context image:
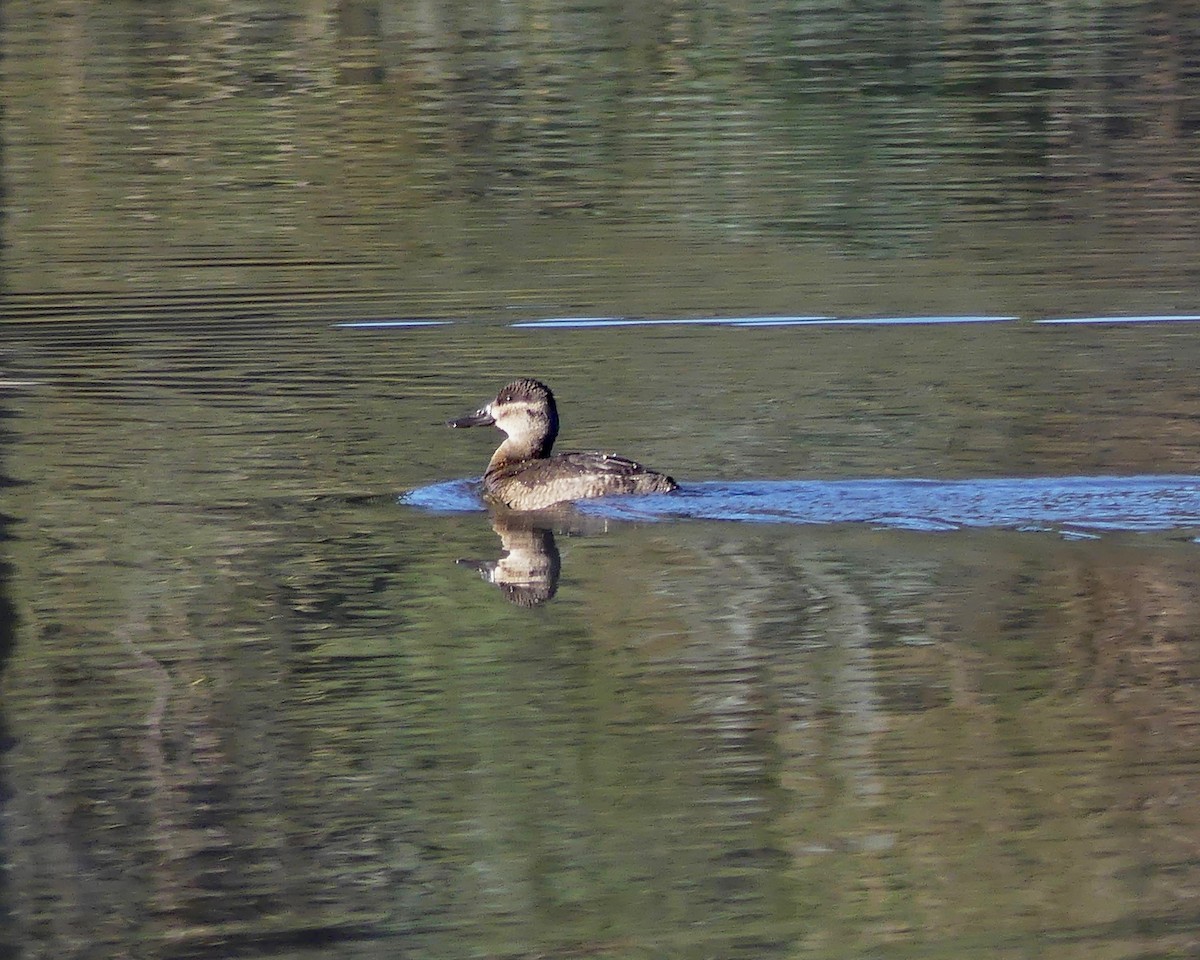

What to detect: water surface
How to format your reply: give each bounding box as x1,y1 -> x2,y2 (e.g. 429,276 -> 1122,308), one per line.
3,318 -> 1200,960
3,3 -> 1200,959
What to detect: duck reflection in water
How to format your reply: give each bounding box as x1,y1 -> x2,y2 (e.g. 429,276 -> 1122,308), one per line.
447,378 -> 677,511
456,510 -> 564,607
456,507 -> 626,607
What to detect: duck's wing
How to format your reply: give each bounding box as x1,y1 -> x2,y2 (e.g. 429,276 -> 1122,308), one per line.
555,450 -> 659,476
554,451 -> 678,493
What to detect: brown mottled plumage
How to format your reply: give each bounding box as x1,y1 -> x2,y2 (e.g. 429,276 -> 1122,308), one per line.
447,378 -> 678,510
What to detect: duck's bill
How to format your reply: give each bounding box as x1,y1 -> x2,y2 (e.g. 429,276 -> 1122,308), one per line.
447,407 -> 495,428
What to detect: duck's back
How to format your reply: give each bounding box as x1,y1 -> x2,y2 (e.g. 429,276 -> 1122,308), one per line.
485,451 -> 677,510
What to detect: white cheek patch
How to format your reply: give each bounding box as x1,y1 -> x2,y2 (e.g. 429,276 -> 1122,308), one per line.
494,402 -> 536,432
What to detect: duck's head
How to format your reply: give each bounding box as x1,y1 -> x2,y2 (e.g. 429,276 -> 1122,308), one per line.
447,378 -> 560,456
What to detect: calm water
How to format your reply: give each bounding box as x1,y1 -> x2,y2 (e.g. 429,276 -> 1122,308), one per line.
3,3 -> 1200,959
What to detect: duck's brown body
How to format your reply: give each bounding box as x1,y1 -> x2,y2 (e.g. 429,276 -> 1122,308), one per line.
484,449 -> 677,511
448,378 -> 678,511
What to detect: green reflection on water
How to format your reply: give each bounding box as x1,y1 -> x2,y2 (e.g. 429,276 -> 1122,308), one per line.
1,320 -> 1199,958
2,0 -> 1198,319
3,0 -> 1200,956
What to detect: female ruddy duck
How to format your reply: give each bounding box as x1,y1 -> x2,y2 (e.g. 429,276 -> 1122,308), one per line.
447,378 -> 678,510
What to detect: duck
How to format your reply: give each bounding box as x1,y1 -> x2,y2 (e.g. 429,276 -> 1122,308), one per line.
447,378 -> 678,510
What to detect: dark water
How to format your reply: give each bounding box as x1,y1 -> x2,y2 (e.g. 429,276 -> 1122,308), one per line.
3,3 -> 1200,960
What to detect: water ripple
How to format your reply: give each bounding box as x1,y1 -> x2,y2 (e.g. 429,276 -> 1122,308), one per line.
584,476 -> 1200,533
401,479 -> 486,513
405,476 -> 1200,534
512,315 -> 1017,328
1035,315 -> 1200,325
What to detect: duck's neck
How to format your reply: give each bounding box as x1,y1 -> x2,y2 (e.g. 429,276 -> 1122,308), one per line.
487,433 -> 555,474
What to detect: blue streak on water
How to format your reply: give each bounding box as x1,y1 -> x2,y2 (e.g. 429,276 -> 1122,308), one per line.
404,476 -> 1200,532
576,476 -> 1200,532
332,319 -> 453,328
401,479 -> 487,513
1035,315 -> 1200,325
511,315 -> 1017,329
797,315 -> 1019,326
511,316 -> 828,328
